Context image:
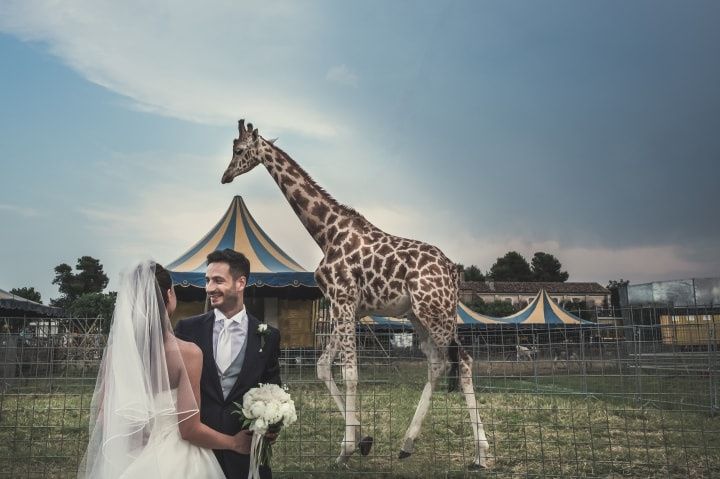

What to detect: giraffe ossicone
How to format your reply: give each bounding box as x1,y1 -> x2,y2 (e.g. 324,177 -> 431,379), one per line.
222,120 -> 490,469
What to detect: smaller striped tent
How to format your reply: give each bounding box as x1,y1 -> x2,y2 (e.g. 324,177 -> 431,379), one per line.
359,315 -> 412,330
168,196 -> 316,288
358,302 -> 503,331
457,302 -> 503,327
499,289 -> 594,326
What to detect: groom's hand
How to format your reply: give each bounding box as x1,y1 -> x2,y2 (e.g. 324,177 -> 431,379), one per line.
264,424 -> 282,445
231,430 -> 254,455
264,431 -> 279,445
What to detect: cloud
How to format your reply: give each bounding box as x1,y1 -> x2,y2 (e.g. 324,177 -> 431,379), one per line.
326,65 -> 359,87
0,203 -> 40,217
2,0 -> 717,288
0,0 -> 338,137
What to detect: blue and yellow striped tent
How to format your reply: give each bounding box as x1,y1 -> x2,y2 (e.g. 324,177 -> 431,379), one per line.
357,291 -> 596,330
358,302 -> 503,331
168,196 -> 316,288
498,289 -> 594,326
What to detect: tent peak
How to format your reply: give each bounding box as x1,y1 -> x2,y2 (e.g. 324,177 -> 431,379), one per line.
167,196 -> 306,273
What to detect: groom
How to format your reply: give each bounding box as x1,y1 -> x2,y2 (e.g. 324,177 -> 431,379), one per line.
175,248 -> 281,479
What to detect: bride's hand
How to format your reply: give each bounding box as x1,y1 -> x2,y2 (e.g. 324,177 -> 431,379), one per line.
231,430 -> 253,454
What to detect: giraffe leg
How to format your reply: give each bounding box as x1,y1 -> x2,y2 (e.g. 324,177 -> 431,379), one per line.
399,325 -> 447,458
317,331 -> 345,416
458,346 -> 490,469
338,339 -> 361,463
316,299 -> 366,464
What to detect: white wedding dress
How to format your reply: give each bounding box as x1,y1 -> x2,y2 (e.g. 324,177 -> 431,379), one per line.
78,261 -> 227,479
119,390 -> 225,478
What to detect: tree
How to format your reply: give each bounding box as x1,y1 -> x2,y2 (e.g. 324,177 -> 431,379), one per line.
467,298 -> 517,317
68,292 -> 117,333
464,265 -> 485,282
530,252 -> 569,282
9,287 -> 42,303
559,298 -> 593,321
51,256 -> 109,307
606,279 -> 629,311
488,251 -> 533,282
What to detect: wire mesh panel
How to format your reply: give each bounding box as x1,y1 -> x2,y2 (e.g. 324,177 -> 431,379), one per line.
1,310 -> 719,478
0,318 -> 104,478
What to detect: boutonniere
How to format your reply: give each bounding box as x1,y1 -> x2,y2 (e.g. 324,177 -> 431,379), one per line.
257,323 -> 269,352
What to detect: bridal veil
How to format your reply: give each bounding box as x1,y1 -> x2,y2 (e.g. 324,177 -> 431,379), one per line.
78,260 -> 198,478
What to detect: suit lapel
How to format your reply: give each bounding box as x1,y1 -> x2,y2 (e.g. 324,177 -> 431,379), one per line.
199,312 -> 224,404
226,314 -> 261,403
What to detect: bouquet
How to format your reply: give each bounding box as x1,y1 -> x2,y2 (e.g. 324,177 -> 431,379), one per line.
233,383 -> 297,479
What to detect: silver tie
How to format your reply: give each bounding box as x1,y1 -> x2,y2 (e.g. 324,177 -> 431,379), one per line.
216,318 -> 234,372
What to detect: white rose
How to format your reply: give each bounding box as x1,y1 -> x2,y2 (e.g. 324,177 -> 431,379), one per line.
287,411 -> 297,426
258,323 -> 268,333
265,403 -> 282,425
282,403 -> 293,422
253,417 -> 267,432
249,402 -> 266,419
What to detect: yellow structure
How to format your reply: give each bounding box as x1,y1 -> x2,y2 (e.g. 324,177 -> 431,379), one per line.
660,314 -> 720,346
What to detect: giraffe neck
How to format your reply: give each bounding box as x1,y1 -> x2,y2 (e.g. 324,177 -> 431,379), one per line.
262,145 -> 358,253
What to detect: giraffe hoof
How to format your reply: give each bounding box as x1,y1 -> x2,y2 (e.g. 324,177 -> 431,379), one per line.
468,462 -> 487,471
358,436 -> 373,456
398,450 -> 412,460
334,456 -> 350,467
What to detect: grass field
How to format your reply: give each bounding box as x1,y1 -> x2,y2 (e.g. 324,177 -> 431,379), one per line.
1,361 -> 718,478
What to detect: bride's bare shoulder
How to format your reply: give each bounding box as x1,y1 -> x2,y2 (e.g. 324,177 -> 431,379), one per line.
175,338 -> 203,363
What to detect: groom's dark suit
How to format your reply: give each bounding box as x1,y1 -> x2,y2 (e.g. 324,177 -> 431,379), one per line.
175,311 -> 281,479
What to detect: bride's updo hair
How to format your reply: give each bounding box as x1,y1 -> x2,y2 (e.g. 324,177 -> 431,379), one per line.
154,263 -> 172,307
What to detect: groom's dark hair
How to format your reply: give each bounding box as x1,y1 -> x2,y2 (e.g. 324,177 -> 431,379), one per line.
207,249 -> 251,280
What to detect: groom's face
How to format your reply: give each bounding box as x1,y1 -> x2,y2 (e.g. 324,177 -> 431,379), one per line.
205,262 -> 246,314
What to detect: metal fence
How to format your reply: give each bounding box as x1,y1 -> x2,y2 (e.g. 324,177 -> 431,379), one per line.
1,309 -> 719,478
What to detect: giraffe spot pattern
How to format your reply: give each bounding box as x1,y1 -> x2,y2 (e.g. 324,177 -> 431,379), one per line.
311,201 -> 330,222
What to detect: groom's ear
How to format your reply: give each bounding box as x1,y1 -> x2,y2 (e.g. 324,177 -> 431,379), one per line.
236,275 -> 247,292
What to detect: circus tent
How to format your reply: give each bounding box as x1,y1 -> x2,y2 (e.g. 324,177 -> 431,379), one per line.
498,289 -> 595,326
0,288 -> 63,317
168,196 -> 316,289
358,290 -> 597,331
358,302 -> 503,331
168,196 -> 322,347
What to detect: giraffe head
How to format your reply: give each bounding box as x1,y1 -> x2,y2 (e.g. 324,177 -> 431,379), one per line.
221,120 -> 267,184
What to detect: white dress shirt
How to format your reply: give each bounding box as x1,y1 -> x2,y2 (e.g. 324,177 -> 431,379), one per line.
212,307 -> 248,365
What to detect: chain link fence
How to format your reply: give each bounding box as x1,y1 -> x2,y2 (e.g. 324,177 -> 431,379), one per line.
1,308 -> 718,477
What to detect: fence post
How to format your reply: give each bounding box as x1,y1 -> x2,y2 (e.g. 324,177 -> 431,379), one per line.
532,327 -> 539,393
634,325 -> 642,406
580,328 -> 587,396
708,318 -> 718,416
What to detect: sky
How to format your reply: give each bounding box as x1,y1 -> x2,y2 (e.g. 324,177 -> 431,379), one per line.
0,0 -> 718,303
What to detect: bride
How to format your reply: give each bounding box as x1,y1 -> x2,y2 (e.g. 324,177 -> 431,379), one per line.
78,261 -> 248,478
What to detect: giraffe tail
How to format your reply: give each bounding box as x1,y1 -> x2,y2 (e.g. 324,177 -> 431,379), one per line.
447,338 -> 460,393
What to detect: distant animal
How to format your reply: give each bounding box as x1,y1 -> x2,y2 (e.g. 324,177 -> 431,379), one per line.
516,344 -> 537,361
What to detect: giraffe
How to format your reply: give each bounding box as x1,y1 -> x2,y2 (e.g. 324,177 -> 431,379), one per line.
221,120 -> 490,469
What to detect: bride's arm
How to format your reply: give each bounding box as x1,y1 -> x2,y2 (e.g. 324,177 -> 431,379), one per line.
177,343 -> 251,453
